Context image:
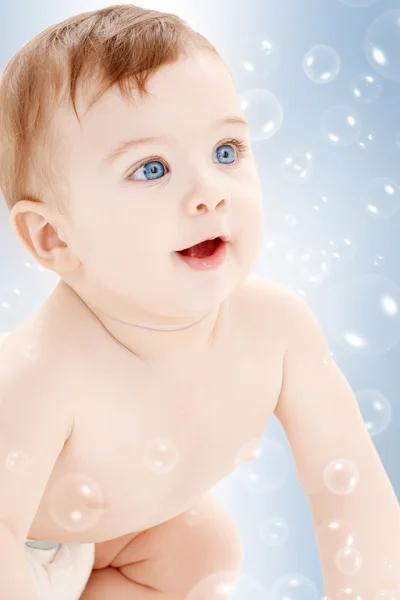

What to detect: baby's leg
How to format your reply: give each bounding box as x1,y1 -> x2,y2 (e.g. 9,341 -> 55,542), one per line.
79,567 -> 164,599
80,493 -> 243,599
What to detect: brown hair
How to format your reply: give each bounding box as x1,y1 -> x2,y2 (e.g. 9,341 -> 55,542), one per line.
0,4 -> 218,214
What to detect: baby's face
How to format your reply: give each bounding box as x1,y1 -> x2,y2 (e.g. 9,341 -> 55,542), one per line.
59,50 -> 264,320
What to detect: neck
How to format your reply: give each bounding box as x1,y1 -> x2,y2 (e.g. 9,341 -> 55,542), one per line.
95,305 -> 222,363
58,280 -> 227,364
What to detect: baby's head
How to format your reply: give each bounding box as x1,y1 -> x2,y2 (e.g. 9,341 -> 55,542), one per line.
0,4 -> 264,323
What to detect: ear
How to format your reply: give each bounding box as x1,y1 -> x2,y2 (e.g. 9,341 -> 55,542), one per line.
10,200 -> 81,275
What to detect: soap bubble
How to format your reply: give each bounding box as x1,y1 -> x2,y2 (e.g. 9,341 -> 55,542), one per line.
234,436 -> 289,494
186,569 -> 269,600
336,588 -> 364,600
294,248 -> 331,287
364,10 -> 400,80
321,105 -> 361,146
316,518 -> 357,558
0,285 -> 23,314
260,516 -> 290,546
303,45 -> 340,83
311,194 -> 330,213
142,437 -> 181,475
363,177 -> 400,219
280,151 -> 314,184
270,573 -> 319,600
283,213 -> 298,228
256,236 -> 296,277
323,459 -> 360,495
48,473 -> 105,532
351,73 -> 382,104
326,273 -> 400,356
5,450 -> 31,473
373,254 -> 385,268
239,37 -> 280,79
357,128 -> 376,149
326,236 -> 356,261
239,89 -> 283,140
356,389 -> 392,436
335,546 -> 363,575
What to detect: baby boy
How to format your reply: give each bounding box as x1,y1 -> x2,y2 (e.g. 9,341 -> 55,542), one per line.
0,3 -> 399,599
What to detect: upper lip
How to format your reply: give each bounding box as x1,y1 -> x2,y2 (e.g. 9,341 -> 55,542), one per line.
176,234 -> 230,253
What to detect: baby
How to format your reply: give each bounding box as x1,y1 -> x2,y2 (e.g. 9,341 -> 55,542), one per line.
0,4 -> 399,600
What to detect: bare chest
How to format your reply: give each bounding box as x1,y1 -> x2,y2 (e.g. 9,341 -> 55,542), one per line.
27,277 -> 286,543
31,332 -> 283,543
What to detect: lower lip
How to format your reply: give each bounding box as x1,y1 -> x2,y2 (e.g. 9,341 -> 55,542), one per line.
175,240 -> 228,271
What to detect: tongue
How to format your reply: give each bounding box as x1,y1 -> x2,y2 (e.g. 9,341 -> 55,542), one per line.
179,238 -> 219,258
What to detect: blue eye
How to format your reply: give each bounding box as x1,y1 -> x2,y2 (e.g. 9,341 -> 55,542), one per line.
215,144 -> 237,165
126,138 -> 248,182
133,160 -> 166,181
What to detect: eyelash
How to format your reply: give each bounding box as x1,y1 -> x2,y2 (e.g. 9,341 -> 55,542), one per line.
125,138 -> 249,181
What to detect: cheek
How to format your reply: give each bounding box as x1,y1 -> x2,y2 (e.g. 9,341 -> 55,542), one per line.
239,177 -> 264,249
239,171 -> 264,220
88,221 -> 170,277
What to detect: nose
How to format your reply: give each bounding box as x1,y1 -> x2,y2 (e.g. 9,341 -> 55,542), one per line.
194,197 -> 229,214
185,184 -> 231,215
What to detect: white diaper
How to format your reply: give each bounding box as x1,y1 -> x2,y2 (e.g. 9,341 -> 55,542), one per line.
24,539 -> 95,600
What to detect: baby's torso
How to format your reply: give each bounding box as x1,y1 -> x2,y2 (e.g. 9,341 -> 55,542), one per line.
13,276 -> 286,544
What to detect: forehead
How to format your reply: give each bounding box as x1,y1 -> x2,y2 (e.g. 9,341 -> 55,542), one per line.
65,52 -> 242,158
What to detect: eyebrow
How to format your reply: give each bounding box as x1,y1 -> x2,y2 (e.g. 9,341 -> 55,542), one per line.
103,115 -> 248,165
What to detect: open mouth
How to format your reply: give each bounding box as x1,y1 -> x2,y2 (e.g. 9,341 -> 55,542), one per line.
176,237 -> 223,259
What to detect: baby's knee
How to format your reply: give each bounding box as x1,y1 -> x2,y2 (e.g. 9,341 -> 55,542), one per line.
198,511 -> 243,569
186,494 -> 243,570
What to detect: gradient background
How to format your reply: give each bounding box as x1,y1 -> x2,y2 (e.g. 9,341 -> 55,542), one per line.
1,0 -> 399,597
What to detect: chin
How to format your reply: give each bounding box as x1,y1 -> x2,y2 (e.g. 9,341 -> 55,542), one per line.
187,273 -> 244,313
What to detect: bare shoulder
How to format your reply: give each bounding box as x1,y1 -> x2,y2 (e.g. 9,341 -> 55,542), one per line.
0,302 -> 75,444
239,273 -> 297,308
243,274 -> 320,330
237,274 -> 301,340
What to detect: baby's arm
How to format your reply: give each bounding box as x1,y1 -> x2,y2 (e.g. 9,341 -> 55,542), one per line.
0,353 -> 73,599
274,289 -> 400,597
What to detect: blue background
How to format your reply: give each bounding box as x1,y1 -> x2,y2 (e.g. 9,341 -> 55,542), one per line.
1,0 -> 399,596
